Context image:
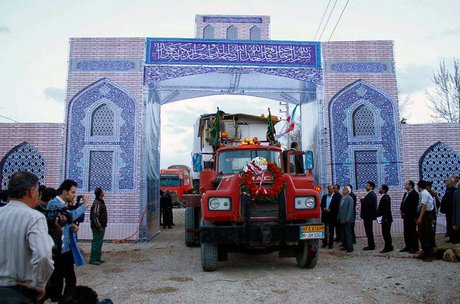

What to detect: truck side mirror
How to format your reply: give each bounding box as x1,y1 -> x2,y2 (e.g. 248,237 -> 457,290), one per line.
192,153 -> 203,172
304,150 -> 314,170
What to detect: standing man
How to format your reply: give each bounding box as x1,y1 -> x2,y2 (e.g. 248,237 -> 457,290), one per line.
161,190 -> 173,229
346,184 -> 357,244
333,184 -> 342,242
440,176 -> 457,242
416,180 -> 435,260
377,184 -> 393,253
338,186 -> 355,253
89,188 -> 108,265
360,181 -> 377,250
320,185 -> 340,248
400,180 -> 420,253
452,186 -> 460,244
46,180 -> 89,302
0,172 -> 54,303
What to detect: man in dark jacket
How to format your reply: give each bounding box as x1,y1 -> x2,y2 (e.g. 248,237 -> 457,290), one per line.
360,181 -> 377,250
453,187 -> 460,244
441,176 -> 457,242
400,180 -> 420,253
89,188 -> 108,265
347,184 -> 357,244
320,185 -> 341,248
377,184 -> 393,253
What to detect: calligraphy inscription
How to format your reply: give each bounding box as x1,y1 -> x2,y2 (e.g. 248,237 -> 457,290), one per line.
147,40 -> 320,67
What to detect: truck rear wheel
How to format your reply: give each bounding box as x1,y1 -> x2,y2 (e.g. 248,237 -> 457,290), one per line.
296,240 -> 319,269
201,221 -> 218,272
185,207 -> 198,247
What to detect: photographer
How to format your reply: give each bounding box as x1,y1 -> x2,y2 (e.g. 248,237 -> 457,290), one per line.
46,179 -> 89,302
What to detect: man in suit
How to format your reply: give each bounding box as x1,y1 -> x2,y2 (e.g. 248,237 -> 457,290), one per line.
346,184 -> 357,244
320,185 -> 340,248
360,181 -> 377,250
400,180 -> 420,253
453,186 -> 460,244
377,184 -> 393,253
333,184 -> 342,242
440,176 -> 457,242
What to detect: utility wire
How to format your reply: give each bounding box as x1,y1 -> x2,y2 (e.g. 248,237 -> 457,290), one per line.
313,0 -> 332,40
318,0 -> 338,40
328,0 -> 350,41
0,114 -> 19,123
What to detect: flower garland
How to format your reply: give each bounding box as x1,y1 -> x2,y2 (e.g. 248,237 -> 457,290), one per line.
240,157 -> 285,202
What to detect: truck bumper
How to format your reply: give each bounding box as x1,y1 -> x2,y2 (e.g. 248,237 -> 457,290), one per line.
200,221 -> 323,245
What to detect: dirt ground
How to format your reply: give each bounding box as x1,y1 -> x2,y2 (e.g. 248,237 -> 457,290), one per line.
71,209 -> 459,304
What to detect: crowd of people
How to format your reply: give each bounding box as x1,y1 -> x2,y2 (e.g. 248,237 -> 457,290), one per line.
320,174 -> 460,261
0,172 -> 111,303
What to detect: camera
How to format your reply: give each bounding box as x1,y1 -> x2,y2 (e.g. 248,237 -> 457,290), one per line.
46,206 -> 72,227
76,195 -> 84,203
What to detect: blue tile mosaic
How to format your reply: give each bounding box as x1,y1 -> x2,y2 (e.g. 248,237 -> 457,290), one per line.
69,59 -> 142,72
419,142 -> 460,198
325,60 -> 394,74
0,142 -> 46,188
354,150 -> 379,188
329,80 -> 402,189
89,151 -> 114,191
66,78 -> 138,192
144,66 -> 323,85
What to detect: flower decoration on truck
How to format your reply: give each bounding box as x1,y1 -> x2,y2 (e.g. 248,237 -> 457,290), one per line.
240,157 -> 285,202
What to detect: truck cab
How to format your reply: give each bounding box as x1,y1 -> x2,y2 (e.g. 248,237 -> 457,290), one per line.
198,144 -> 323,271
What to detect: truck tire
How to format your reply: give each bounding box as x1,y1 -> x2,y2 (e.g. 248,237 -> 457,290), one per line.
296,239 -> 319,269
185,207 -> 197,247
201,221 -> 218,272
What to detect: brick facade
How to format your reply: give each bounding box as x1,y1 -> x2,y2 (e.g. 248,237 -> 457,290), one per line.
195,15 -> 270,39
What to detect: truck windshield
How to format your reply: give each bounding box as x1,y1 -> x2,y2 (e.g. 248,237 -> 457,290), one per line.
160,174 -> 180,187
218,150 -> 281,175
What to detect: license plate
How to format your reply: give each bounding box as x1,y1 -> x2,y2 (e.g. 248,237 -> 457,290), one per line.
300,225 -> 325,240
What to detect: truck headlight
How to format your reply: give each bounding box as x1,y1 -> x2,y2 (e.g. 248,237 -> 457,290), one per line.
208,197 -> 231,211
294,196 -> 316,210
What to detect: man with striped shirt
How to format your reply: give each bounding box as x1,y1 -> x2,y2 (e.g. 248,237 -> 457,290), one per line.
0,172 -> 54,303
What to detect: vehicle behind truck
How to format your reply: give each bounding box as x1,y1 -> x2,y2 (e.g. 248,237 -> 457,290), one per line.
160,166 -> 192,207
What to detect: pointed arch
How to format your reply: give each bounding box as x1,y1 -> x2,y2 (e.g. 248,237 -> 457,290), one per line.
328,79 -> 402,189
91,103 -> 115,136
227,25 -> 238,40
203,25 -> 214,39
0,142 -> 46,188
66,78 -> 138,192
419,141 -> 460,197
250,26 -> 261,40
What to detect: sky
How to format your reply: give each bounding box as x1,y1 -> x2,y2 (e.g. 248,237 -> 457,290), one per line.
0,0 -> 459,167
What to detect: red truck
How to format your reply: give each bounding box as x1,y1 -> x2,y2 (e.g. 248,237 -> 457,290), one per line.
185,142 -> 323,271
160,165 -> 192,207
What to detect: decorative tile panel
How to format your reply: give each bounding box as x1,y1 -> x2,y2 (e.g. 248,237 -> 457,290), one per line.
354,150 -> 379,188
325,60 -> 394,74
203,16 -> 263,23
89,151 -> 114,191
0,142 -> 46,188
66,79 -> 138,192
69,59 -> 142,72
329,80 -> 401,189
91,104 -> 114,136
353,105 -> 376,137
419,142 -> 460,198
144,65 -> 323,84
146,38 -> 321,68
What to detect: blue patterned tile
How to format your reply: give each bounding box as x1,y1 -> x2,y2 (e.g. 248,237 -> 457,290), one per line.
329,80 -> 402,189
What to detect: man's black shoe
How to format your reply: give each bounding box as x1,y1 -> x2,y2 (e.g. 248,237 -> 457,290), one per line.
322,244 -> 327,248
171,223 -> 175,226
399,248 -> 409,252
363,247 -> 375,251
408,250 -> 417,254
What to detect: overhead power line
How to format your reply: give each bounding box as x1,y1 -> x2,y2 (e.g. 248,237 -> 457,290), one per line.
313,0 -> 332,40
328,0 -> 350,41
318,0 -> 338,40
0,114 -> 19,123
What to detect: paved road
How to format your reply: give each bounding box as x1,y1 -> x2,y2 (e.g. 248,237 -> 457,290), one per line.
72,209 -> 459,304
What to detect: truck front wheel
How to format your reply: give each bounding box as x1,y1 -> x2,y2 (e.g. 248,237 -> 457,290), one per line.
201,221 -> 218,272
296,240 -> 319,269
